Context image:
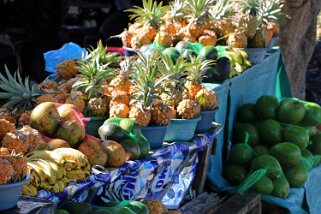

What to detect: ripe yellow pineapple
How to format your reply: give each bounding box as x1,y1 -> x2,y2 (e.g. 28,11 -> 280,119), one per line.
237,14 -> 259,39
0,151 -> 27,183
268,20 -> 280,36
150,103 -> 172,126
18,111 -> 31,127
109,59 -> 133,94
56,59 -> 79,79
39,80 -> 58,91
0,158 -> 15,184
87,96 -> 109,116
109,103 -> 130,118
66,92 -> 86,113
169,106 -> 177,119
144,200 -> 168,214
57,77 -> 79,93
0,147 -> 10,155
129,105 -> 151,126
131,35 -> 151,49
0,119 -> 16,139
111,90 -> 130,105
161,92 -> 182,108
54,92 -> 70,103
20,126 -> 43,152
36,94 -> 59,106
198,30 -> 217,46
141,24 -> 158,41
0,108 -> 17,124
121,30 -> 134,47
176,99 -> 201,119
227,30 -> 248,48
195,88 -> 218,110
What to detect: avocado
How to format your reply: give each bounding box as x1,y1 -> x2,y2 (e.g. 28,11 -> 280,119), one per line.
285,160 -> 308,187
120,138 -> 141,160
256,119 -> 282,145
163,47 -> 181,63
300,103 -> 321,126
253,145 -> 270,156
237,104 -> 257,122
282,124 -> 309,150
278,99 -> 306,124
136,135 -> 151,158
104,117 -> 123,125
270,142 -> 301,166
98,123 -> 130,142
198,46 -> 218,62
271,173 -> 290,198
213,57 -> 231,83
223,163 -> 248,186
250,155 -> 282,179
233,123 -> 260,145
308,131 -> 321,155
250,174 -> 274,195
254,95 -> 280,119
229,143 -> 255,166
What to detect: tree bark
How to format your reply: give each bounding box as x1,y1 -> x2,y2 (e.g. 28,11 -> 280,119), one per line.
279,0 -> 321,99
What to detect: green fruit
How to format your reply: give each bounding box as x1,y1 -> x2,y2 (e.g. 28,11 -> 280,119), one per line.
256,119 -> 282,145
229,143 -> 255,165
302,126 -> 318,137
282,124 -> 309,150
55,120 -> 85,148
233,123 -> 260,145
250,174 -> 274,195
105,117 -> 123,125
278,99 -> 306,124
271,173 -> 290,198
98,123 -> 130,142
308,131 -> 321,155
254,95 -> 280,119
237,104 -> 256,122
163,47 -> 180,63
175,41 -> 193,53
285,160 -> 308,187
253,145 -> 270,156
300,104 -> 321,126
223,163 -> 248,186
301,149 -> 313,158
250,155 -> 282,179
270,142 -> 301,166
181,49 -> 197,62
197,46 -> 218,62
136,135 -> 150,158
120,138 -> 141,160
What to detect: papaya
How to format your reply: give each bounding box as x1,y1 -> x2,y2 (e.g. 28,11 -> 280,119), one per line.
197,46 -> 218,62
278,99 -> 305,124
253,145 -> 270,156
282,124 -> 309,150
78,135 -> 108,166
250,155 -> 282,179
256,119 -> 282,145
307,131 -> 321,155
98,123 -> 131,142
229,143 -> 255,165
300,103 -> 321,126
250,174 -> 274,195
254,95 -> 279,119
271,173 -> 290,198
284,160 -> 308,187
223,163 -> 248,186
101,140 -> 127,167
270,142 -> 301,166
163,47 -> 180,63
233,123 -> 260,145
236,104 -> 257,122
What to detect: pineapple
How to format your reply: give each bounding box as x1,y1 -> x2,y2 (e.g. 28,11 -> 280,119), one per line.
177,99 -> 201,119
111,90 -> 130,106
0,158 -> 14,184
185,58 -> 213,99
184,0 -> 213,39
86,96 -> 109,116
121,30 -> 134,47
0,147 -> 10,156
109,58 -> 133,94
198,30 -> 217,46
154,31 -> 174,47
150,103 -> 172,126
227,30 -> 248,48
131,35 -> 151,49
39,80 -> 57,91
129,105 -> 151,126
18,111 -> 31,127
0,119 -> 15,139
56,59 -> 79,79
168,106 -> 177,119
195,88 -> 218,110
268,19 -> 280,36
109,103 -> 130,118
36,94 -> 59,105
54,92 -> 70,103
57,77 -> 79,93
0,151 -> 27,183
0,66 -> 42,119
144,200 -> 168,214
66,91 -> 86,113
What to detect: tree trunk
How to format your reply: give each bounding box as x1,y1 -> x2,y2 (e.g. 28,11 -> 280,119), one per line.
279,0 -> 321,99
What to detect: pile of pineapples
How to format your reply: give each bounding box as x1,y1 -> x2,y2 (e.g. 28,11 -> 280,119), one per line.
120,0 -> 284,49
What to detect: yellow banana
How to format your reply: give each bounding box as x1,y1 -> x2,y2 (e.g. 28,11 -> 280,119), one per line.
53,148 -> 89,168
31,159 -> 57,185
234,49 -> 249,60
40,181 -> 53,191
47,160 -> 62,180
226,51 -> 243,65
28,184 -> 38,197
57,180 -> 65,192
22,185 -> 34,196
58,166 -> 67,178
51,183 -> 60,194
66,169 -> 88,181
61,177 -> 70,186
63,160 -> 78,171
25,150 -> 66,166
27,162 -> 46,181
29,170 -> 41,187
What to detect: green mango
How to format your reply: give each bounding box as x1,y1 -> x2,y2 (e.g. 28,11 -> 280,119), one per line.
250,155 -> 282,179
254,95 -> 280,119
271,173 -> 290,198
270,142 -> 301,166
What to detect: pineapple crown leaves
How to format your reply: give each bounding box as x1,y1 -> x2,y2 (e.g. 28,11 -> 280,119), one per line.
125,0 -> 169,29
234,0 -> 258,15
130,51 -> 173,109
168,0 -> 188,21
256,0 -> 285,26
185,0 -> 215,22
186,57 -> 214,84
209,0 -> 236,20
0,65 -> 43,111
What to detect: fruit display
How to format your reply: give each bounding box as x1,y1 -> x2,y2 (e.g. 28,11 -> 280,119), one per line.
223,95 -> 321,198
120,0 -> 283,49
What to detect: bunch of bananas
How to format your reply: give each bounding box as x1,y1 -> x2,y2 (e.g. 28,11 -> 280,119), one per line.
23,148 -> 91,196
225,48 -> 252,77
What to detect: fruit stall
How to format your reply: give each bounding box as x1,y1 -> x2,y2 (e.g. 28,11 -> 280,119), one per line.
1,0 -> 321,213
